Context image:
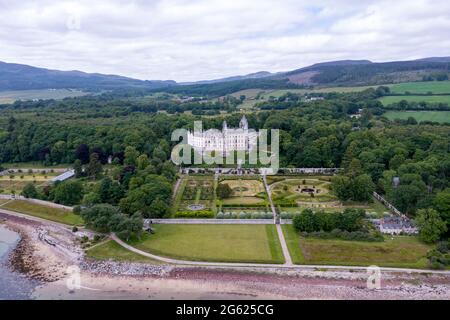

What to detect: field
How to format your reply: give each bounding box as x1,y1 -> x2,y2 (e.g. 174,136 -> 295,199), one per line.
86,240 -> 162,264
129,224 -> 285,264
1,200 -> 83,225
219,178 -> 266,205
379,95 -> 450,105
0,89 -> 88,104
0,171 -> 60,193
383,111 -> 450,123
282,225 -> 431,268
388,81 -> 450,94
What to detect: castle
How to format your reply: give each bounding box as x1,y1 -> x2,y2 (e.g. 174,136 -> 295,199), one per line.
187,116 -> 258,155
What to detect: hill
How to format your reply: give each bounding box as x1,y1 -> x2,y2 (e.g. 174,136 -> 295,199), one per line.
0,61 -> 176,91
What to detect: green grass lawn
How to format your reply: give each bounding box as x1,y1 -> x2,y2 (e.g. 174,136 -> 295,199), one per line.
379,95 -> 450,105
129,224 -> 285,264
282,225 -> 432,268
86,240 -> 163,264
383,111 -> 450,123
1,200 -> 83,226
388,81 -> 450,94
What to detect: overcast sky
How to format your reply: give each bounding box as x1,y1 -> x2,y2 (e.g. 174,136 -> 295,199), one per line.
0,0 -> 449,82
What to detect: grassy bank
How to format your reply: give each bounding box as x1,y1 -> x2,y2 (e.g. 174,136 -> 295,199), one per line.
1,200 -> 83,226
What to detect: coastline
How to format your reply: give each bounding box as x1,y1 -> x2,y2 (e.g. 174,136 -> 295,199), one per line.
1,212 -> 450,300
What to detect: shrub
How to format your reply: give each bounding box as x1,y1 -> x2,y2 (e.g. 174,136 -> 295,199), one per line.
216,212 -> 224,219
175,210 -> 214,218
73,205 -> 82,215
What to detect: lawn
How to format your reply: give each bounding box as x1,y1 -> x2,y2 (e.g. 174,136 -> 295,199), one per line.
378,95 -> 450,105
282,225 -> 432,268
86,240 -> 163,264
388,81 -> 450,94
129,224 -> 285,264
1,200 -> 83,226
383,111 -> 450,124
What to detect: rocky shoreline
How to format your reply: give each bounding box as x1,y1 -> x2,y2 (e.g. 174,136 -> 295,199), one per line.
1,212 -> 450,300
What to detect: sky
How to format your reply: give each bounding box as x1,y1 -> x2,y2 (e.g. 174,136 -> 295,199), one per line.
0,0 -> 449,82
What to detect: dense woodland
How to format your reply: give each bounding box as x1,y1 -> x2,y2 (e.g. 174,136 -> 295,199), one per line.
0,87 -> 449,244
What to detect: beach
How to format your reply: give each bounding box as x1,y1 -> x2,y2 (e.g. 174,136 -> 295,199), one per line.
1,212 -> 450,300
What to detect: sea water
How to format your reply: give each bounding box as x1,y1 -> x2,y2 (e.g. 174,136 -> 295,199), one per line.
0,224 -> 38,299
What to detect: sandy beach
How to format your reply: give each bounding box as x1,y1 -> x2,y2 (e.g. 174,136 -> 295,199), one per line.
2,212 -> 450,300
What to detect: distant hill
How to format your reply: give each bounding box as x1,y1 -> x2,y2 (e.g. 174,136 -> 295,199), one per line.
182,71 -> 275,85
280,58 -> 450,86
1,57 -> 449,96
0,61 -> 176,91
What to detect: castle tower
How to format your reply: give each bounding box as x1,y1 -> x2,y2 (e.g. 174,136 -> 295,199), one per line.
239,115 -> 248,130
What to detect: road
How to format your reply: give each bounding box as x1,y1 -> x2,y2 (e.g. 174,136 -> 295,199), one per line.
261,175 -> 293,264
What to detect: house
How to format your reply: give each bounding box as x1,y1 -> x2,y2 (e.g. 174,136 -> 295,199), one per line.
187,116 -> 258,155
372,216 -> 418,235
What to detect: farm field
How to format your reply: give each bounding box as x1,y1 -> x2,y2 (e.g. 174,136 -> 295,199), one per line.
388,81 -> 450,94
383,111 -> 450,123
1,200 -> 83,225
219,178 -> 267,206
0,89 -> 88,104
129,224 -> 285,264
86,240 -> 163,264
282,225 -> 431,268
378,95 -> 450,105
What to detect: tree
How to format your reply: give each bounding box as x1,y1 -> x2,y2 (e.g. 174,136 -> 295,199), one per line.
75,144 -> 90,164
82,192 -> 101,207
21,183 -> 38,199
351,174 -> 375,202
136,154 -> 150,170
119,175 -> 172,217
433,190 -> 450,232
52,180 -> 83,205
73,159 -> 83,178
331,175 -> 351,201
415,208 -> 448,244
86,153 -> 103,180
293,209 -> 316,233
149,198 -> 169,218
80,204 -> 120,233
124,146 -> 139,166
216,183 -> 233,199
81,204 -> 143,240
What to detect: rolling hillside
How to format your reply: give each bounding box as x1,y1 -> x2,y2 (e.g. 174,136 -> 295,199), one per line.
0,61 -> 176,91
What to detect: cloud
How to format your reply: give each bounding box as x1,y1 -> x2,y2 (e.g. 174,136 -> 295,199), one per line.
0,0 -> 449,81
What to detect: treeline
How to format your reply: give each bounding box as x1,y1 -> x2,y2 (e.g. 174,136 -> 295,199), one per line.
292,208 -> 383,242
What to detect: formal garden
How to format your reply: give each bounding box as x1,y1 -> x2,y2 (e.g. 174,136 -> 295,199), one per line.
172,175 -> 217,217
216,176 -> 273,218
